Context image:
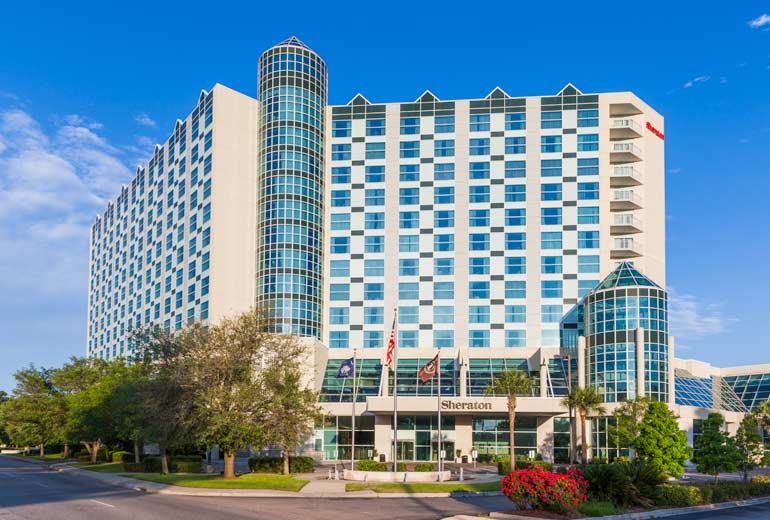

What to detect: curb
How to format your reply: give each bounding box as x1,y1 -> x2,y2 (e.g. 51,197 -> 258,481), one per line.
55,464 -> 504,499
473,495 -> 770,520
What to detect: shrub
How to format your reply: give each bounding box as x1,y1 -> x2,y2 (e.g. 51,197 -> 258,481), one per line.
476,453 -> 497,463
123,462 -> 144,472
497,459 -> 553,475
97,447 -> 110,462
174,461 -> 202,473
501,466 -> 588,515
654,484 -> 703,507
752,474 -> 770,484
76,455 -> 91,464
289,456 -> 314,474
173,455 -> 203,463
247,456 -> 314,474
577,500 -> 622,517
414,463 -> 435,472
355,460 -> 387,472
700,481 -> 750,503
142,456 -> 163,473
112,451 -> 133,463
583,461 -> 666,508
750,481 -> 770,497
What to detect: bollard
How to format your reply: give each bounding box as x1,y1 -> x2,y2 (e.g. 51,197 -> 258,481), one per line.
334,466 -> 339,481
328,468 -> 333,480
459,467 -> 464,481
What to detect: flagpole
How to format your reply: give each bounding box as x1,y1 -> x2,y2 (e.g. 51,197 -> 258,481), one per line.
437,348 -> 442,480
351,347 -> 357,472
392,308 -> 398,473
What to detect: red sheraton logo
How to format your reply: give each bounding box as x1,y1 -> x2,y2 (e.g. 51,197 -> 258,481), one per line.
646,122 -> 664,140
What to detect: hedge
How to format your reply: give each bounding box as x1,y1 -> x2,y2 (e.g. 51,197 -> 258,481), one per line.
414,463 -> 435,472
112,451 -> 133,463
123,462 -> 144,472
76,455 -> 91,463
174,461 -> 202,473
354,460 -> 407,472
498,459 -> 553,475
247,456 -> 314,474
654,484 -> 703,507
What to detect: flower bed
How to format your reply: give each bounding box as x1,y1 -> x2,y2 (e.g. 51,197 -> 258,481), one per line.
501,466 -> 588,515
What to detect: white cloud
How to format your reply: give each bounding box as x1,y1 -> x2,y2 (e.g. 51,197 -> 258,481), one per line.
668,288 -> 738,345
748,13 -> 770,28
683,76 -> 710,88
133,112 -> 156,127
0,102 -> 132,307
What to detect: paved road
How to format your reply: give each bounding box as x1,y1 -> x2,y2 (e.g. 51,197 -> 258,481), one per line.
0,456 -> 510,520
670,502 -> 770,519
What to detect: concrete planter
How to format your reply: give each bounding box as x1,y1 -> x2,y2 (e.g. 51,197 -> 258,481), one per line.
343,469 -> 452,482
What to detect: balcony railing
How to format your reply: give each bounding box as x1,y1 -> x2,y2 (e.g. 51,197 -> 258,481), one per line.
610,141 -> 643,163
611,190 -> 643,210
609,102 -> 643,117
612,237 -> 644,258
611,213 -> 643,234
611,166 -> 643,187
610,118 -> 643,140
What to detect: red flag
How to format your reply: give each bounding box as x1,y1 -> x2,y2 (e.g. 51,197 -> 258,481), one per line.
418,354 -> 439,383
386,315 -> 396,368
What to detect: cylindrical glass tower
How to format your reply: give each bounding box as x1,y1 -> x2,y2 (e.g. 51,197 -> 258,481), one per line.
584,262 -> 669,403
256,37 -> 327,338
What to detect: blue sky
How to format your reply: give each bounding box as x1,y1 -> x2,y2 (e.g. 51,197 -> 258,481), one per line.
0,1 -> 768,392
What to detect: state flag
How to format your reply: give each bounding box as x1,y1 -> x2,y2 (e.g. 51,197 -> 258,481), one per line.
418,354 -> 440,383
336,357 -> 355,378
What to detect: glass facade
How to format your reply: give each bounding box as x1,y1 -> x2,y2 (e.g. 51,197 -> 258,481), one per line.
472,416 -> 538,457
392,415 -> 456,461
584,263 -> 669,403
723,373 -> 770,410
256,37 -> 327,338
315,415 -> 375,461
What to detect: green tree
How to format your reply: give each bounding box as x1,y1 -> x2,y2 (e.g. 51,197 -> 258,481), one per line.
694,413 -> 739,482
634,401 -> 691,478
561,387 -> 606,464
132,325 -> 199,474
258,335 -> 321,475
485,369 -> 536,469
67,359 -> 145,463
609,397 -> 649,455
734,414 -> 767,483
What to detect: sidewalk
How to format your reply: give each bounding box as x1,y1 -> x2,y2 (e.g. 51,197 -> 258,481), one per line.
24,459 -> 499,498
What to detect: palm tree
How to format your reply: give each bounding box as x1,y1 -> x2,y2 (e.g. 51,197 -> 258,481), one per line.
561,387 -> 606,464
485,369 -> 535,470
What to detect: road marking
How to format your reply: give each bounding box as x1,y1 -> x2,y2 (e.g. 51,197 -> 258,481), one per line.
32,482 -> 49,487
90,500 -> 116,508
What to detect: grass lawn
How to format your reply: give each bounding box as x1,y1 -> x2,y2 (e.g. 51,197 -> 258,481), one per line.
345,480 -> 501,493
577,500 -> 625,517
8,453 -> 70,462
123,473 -> 309,492
73,462 -> 128,473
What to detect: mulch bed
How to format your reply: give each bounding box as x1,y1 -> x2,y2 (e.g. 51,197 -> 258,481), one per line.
498,510 -> 570,519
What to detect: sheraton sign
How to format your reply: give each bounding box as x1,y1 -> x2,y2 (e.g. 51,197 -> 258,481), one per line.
441,399 -> 493,411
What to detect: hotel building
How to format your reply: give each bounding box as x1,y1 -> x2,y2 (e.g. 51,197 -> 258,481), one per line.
87,37 -> 766,464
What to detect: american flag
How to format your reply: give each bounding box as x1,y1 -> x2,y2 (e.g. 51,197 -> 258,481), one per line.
386,315 -> 396,368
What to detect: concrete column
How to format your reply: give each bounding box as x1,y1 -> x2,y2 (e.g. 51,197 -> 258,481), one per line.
539,359 -> 548,398
636,327 -> 645,398
459,355 -> 468,397
374,415 -> 391,461
668,336 -> 676,407
537,416 -> 555,462
381,364 -> 389,397
577,336 -> 586,389
454,415 -> 473,460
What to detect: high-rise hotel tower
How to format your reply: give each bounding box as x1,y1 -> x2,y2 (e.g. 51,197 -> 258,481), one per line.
89,37 -> 762,463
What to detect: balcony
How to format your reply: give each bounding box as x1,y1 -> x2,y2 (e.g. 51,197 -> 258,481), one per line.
612,237 -> 644,258
610,142 -> 643,163
609,102 -> 643,117
611,190 -> 643,210
610,118 -> 643,140
610,166 -> 643,187
611,213 -> 643,234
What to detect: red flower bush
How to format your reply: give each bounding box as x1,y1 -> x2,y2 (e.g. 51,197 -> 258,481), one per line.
501,466 -> 588,514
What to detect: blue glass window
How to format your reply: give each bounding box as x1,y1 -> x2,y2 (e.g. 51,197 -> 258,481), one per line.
541,159 -> 562,177
399,282 -> 419,300
434,281 -> 454,299
399,235 -> 419,252
506,232 -> 526,250
469,185 -> 490,203
541,135 -> 562,153
578,157 -> 599,175
434,163 -> 455,180
541,111 -> 562,129
434,306 -> 454,323
469,330 -> 490,348
541,280 -> 563,299
469,233 -> 490,251
541,183 -> 562,201
332,143 -> 351,160
400,187 -> 419,205
366,119 -> 385,136
541,256 -> 563,274
435,115 -> 455,133
506,280 -> 526,298
330,260 -> 350,277
435,186 -> 454,204
469,281 -> 490,299
469,305 -> 490,323
469,138 -> 490,155
365,259 -> 384,276
470,114 -> 490,132
578,255 -> 600,273
470,209 -> 489,227
399,259 -> 418,276
505,112 -> 526,130
365,189 -> 385,206
365,212 -> 385,229
331,190 -> 350,207
469,257 -> 490,274
505,184 -> 526,202
330,284 -> 350,300
435,139 -> 455,157
577,134 -> 599,152
506,305 -> 526,323
400,117 -> 420,135
506,208 -> 526,226
578,231 -> 600,248
469,162 -> 490,179
400,164 -> 419,182
578,182 -> 599,200
505,136 -> 526,154
434,210 -> 454,228
331,213 -> 350,230
434,258 -> 454,276
364,283 -> 384,300
506,330 -> 526,348
434,330 -> 454,349
542,304 -> 563,323
331,236 -> 350,254
578,109 -> 599,127
329,331 -> 349,348
399,306 -> 419,324
400,141 -> 420,158
364,307 -> 384,325
541,207 -> 562,225
364,331 -> 383,349
365,235 -> 384,253
434,234 -> 454,252
400,211 -> 419,229
365,165 -> 385,182
541,231 -> 563,249
332,120 -> 351,137
505,256 -> 526,275
331,166 -> 351,184
505,160 -> 526,178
